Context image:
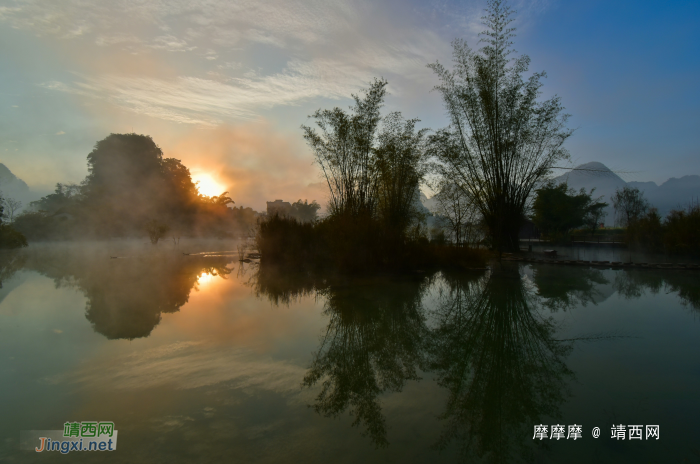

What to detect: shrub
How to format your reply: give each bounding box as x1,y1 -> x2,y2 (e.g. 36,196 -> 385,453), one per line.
0,225 -> 28,249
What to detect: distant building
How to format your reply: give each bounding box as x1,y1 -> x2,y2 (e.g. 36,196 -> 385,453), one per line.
267,200 -> 293,218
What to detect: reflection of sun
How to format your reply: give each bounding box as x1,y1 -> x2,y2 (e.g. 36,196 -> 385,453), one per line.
193,173 -> 224,197
198,272 -> 214,286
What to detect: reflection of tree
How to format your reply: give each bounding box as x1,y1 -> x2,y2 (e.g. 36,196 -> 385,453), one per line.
253,263 -> 316,306
25,248 -> 232,339
531,265 -> 608,311
302,276 -> 431,448
428,270 -> 573,463
0,250 -> 26,288
614,270 -> 700,311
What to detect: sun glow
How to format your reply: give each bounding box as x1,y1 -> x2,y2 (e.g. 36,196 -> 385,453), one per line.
198,271 -> 214,286
193,173 -> 225,197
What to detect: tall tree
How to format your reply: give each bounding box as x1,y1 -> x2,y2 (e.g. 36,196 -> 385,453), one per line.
2,197 -> 22,223
428,0 -> 572,252
432,181 -> 482,246
611,186 -> 650,227
532,182 -> 607,238
374,112 -> 428,237
302,79 -> 387,218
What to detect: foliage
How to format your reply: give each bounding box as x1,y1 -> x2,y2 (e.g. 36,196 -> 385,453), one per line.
663,203 -> 700,254
612,186 -> 649,227
256,215 -> 317,265
290,199 -> 321,223
30,183 -> 82,213
14,133 -> 259,241
302,78 -> 387,218
625,208 -> 663,251
432,181 -> 483,246
374,112 -> 428,238
0,191 -> 28,248
145,220 -> 170,245
427,0 -> 572,252
256,214 -> 487,272
1,197 -> 22,223
299,79 -> 433,268
0,224 -> 28,249
531,182 -> 607,240
626,203 -> 700,254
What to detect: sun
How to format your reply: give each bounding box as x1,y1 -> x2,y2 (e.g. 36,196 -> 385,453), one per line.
193,173 -> 225,197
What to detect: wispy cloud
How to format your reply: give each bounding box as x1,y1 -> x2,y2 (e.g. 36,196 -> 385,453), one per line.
7,0 -> 457,125
39,34 -> 443,126
0,0 -> 359,50
48,340 -> 306,392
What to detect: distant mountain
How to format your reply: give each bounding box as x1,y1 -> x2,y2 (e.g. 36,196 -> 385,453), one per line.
551,162 -> 700,224
0,163 -> 32,209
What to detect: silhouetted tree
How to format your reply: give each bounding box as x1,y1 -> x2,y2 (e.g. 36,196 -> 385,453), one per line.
0,192 -> 28,248
612,186 -> 650,227
145,220 -> 170,245
428,0 -> 572,252
374,112 -> 428,240
1,197 -> 22,223
532,182 -> 607,239
432,181 -> 482,246
291,199 -> 321,223
302,79 -> 387,218
14,133 -> 253,240
29,183 -> 83,213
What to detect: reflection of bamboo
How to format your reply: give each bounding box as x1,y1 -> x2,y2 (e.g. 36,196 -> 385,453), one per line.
429,271 -> 573,462
303,280 -> 428,448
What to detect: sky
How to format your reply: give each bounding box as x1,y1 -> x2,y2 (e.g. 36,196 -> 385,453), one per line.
0,0 -> 698,210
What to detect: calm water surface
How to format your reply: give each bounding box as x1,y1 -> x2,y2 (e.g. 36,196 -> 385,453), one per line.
1,242 -> 699,463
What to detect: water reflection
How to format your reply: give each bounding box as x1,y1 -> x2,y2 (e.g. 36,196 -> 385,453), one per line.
4,245 -> 700,461
614,269 -> 700,311
0,250 -> 26,288
23,247 -> 233,339
530,265 -> 609,311
254,265 -> 580,460
427,269 -> 573,463
302,275 -> 431,448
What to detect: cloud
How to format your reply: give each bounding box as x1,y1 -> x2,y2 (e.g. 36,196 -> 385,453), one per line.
41,67 -> 346,125
48,340 -> 306,392
10,0 -> 455,126
55,131 -> 65,135
38,40 -> 441,126
0,0 -> 359,50
163,121 -> 328,211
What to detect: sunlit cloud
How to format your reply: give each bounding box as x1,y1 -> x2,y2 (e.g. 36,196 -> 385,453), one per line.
48,340 -> 306,392
10,0 -> 453,126
164,121 -> 328,210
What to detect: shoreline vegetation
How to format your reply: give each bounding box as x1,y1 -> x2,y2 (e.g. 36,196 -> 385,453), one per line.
2,1 -> 697,263
531,186 -> 700,256
256,214 -> 489,273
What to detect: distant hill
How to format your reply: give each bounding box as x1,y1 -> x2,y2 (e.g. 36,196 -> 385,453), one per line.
0,163 -> 32,208
551,162 -> 700,224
